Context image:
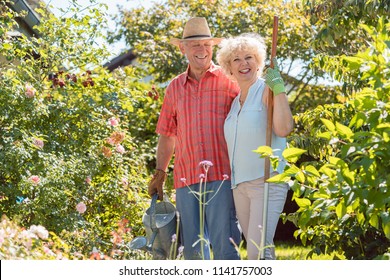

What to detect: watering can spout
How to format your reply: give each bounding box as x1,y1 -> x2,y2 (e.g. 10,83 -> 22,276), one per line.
129,236 -> 149,251
128,236 -> 166,258
128,194 -> 178,259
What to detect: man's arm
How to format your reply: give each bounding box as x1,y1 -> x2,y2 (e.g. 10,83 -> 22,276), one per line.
156,134 -> 175,171
148,134 -> 175,200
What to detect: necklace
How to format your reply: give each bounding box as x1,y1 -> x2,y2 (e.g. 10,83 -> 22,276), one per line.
239,91 -> 248,106
239,97 -> 246,106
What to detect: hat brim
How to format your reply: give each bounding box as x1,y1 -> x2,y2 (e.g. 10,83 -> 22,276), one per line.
170,37 -> 223,47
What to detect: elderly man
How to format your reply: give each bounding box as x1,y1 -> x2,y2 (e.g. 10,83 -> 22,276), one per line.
148,17 -> 241,260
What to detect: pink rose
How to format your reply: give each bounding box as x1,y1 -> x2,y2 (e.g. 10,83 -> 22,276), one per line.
25,84 -> 36,98
33,138 -> 44,149
106,131 -> 125,145
29,175 -> 40,185
121,177 -> 128,187
107,117 -> 119,127
106,137 -> 115,145
116,144 -> 125,154
76,202 -> 87,214
102,146 -> 112,158
85,176 -> 92,185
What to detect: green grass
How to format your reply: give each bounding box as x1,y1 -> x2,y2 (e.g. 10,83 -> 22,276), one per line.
234,240 -> 345,260
275,242 -> 346,260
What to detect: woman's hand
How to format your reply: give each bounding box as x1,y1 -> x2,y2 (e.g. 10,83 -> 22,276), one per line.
265,58 -> 286,96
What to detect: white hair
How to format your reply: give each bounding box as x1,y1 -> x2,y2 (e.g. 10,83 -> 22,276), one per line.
216,33 -> 267,79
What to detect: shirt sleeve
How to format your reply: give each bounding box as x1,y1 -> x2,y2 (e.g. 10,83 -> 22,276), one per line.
156,83 -> 177,137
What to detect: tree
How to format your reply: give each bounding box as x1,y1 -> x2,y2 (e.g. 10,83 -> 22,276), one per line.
301,0 -> 390,55
110,0 -> 340,114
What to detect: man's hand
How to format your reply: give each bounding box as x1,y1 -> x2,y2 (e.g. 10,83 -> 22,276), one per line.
148,169 -> 167,200
265,57 -> 286,96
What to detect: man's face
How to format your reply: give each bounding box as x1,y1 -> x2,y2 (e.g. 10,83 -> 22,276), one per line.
180,40 -> 214,72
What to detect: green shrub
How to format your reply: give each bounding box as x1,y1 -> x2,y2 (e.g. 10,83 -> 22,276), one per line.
259,18 -> 390,259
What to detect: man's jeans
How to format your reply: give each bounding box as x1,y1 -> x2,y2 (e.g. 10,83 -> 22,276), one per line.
176,180 -> 241,260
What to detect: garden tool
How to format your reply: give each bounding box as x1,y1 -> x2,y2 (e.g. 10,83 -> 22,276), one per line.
260,15 -> 279,260
129,194 -> 177,259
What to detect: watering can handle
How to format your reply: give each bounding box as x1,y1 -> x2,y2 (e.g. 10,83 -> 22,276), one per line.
150,193 -> 158,231
146,194 -> 159,249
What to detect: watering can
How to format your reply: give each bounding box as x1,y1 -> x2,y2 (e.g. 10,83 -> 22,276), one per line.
129,194 -> 177,259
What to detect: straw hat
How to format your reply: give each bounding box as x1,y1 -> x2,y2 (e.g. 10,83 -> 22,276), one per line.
170,17 -> 223,47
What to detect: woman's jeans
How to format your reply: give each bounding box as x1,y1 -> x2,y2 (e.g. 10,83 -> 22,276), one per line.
176,180 -> 241,260
233,177 -> 288,260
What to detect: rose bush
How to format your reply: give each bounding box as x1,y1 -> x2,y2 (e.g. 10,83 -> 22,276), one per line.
0,0 -> 161,258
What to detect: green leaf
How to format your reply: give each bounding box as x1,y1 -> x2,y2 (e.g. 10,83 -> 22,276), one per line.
357,212 -> 366,225
284,164 -> 301,176
380,212 -> 390,239
2,43 -> 12,50
335,122 -> 354,139
336,200 -> 346,219
267,173 -> 290,183
341,167 -> 355,185
253,145 -> 273,156
369,214 -> 379,229
350,112 -> 366,129
383,223 -> 390,239
384,132 -> 390,143
282,148 -> 306,163
377,123 -> 390,129
321,118 -> 335,132
317,131 -> 332,140
295,197 -> 311,208
343,56 -> 363,70
329,156 -> 344,166
319,164 -> 336,178
304,165 -> 320,177
296,170 -> 306,183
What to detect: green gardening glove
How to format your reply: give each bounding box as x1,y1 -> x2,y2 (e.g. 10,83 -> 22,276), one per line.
265,57 -> 286,96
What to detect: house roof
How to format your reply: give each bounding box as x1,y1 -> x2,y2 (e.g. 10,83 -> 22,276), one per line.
104,50 -> 136,72
8,0 -> 43,37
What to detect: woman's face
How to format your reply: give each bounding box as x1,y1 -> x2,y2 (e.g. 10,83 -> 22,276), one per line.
229,49 -> 258,85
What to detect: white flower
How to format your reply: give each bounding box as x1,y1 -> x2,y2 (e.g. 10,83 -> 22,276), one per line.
29,225 -> 49,239
199,160 -> 213,167
116,144 -> 125,154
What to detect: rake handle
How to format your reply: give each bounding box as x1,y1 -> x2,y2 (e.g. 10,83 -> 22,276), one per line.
260,15 -> 279,260
264,16 -> 279,181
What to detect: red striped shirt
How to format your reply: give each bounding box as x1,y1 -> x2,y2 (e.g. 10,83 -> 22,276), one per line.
156,63 -> 240,189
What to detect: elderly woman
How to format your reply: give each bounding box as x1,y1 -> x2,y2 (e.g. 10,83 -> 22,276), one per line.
216,33 -> 294,260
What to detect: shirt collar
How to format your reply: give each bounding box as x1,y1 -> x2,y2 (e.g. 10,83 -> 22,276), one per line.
182,62 -> 219,85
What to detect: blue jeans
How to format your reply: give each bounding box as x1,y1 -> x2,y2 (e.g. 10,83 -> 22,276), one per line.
176,180 -> 241,260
